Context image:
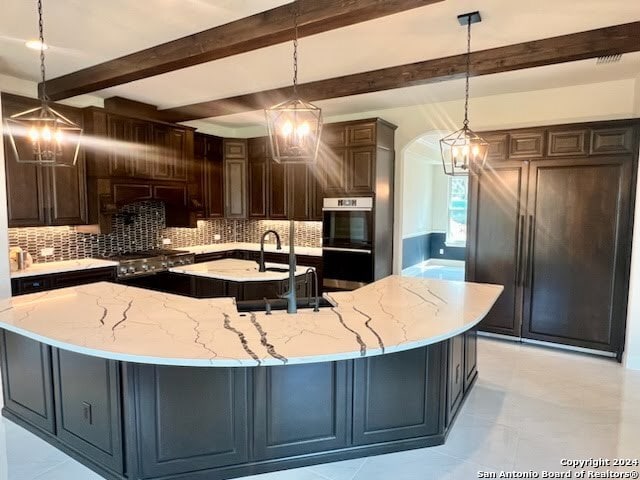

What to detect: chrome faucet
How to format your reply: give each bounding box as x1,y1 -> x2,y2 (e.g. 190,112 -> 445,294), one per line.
258,230 -> 282,272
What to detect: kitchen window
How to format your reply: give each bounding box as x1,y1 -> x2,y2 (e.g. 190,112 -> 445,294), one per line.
446,176 -> 469,247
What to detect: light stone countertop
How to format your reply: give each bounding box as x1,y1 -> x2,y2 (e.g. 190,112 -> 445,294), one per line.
183,242 -> 322,257
169,259 -> 311,282
10,259 -> 119,279
0,276 -> 502,367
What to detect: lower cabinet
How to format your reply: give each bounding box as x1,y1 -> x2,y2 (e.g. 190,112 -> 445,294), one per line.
11,267 -> 117,296
353,346 -> 442,445
253,362 -> 350,459
0,331 -> 55,433
134,365 -> 249,478
447,335 -> 465,423
52,349 -> 124,474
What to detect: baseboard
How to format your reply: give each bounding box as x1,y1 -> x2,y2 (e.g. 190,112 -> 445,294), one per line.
424,259 -> 465,268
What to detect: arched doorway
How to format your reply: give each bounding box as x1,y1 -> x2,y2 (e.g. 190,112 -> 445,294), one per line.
396,130 -> 466,280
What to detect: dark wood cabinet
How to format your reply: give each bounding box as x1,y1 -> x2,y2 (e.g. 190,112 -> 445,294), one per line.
134,365 -> 249,477
52,349 -> 123,474
269,158 -> 288,219
2,93 -> 87,227
467,119 -> 638,356
287,163 -> 311,220
195,133 -> 224,218
0,331 -> 55,434
464,330 -> 478,392
353,344 -> 442,445
318,118 -> 396,197
248,137 -> 268,218
108,115 -> 131,176
253,361 -> 349,459
11,267 -> 117,296
223,139 -> 248,218
447,335 -> 464,423
129,119 -> 152,177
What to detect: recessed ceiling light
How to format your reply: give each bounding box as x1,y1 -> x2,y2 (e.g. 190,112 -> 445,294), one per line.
25,39 -> 48,50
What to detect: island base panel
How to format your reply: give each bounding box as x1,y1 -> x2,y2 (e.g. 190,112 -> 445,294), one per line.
0,329 -> 477,480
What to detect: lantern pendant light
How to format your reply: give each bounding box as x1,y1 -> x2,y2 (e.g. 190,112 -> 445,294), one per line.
5,0 -> 82,167
265,5 -> 322,164
440,11 -> 489,176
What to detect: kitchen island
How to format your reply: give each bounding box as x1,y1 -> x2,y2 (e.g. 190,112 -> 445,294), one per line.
0,276 -> 502,480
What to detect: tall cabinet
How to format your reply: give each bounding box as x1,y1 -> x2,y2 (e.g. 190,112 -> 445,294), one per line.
467,121 -> 638,358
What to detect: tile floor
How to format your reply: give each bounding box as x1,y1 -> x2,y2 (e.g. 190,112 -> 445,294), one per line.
1,338 -> 639,479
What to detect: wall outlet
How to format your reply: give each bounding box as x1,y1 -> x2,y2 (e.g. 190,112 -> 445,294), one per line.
439,248 -> 444,255
40,247 -> 54,257
214,234 -> 221,241
162,238 -> 172,245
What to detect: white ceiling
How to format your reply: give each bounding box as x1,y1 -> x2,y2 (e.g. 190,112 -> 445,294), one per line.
1,0 -> 639,129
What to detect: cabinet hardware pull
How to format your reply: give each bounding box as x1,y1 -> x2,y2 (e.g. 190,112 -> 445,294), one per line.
515,214 -> 525,286
524,215 -> 534,288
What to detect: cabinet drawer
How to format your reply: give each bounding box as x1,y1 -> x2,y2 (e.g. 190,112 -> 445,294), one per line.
347,123 -> 376,146
51,268 -> 116,288
224,140 -> 247,159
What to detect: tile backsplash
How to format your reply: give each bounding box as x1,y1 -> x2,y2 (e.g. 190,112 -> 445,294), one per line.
8,201 -> 322,263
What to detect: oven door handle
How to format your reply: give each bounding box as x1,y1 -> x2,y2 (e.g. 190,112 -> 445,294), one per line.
322,247 -> 372,254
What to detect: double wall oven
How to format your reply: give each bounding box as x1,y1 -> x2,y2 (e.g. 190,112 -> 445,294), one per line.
322,197 -> 374,290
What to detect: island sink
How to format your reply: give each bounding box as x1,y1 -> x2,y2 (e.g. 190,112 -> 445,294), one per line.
235,296 -> 334,313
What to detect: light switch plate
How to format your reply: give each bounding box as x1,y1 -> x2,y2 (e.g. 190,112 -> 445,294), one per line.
214,234 -> 221,241
40,247 -> 54,257
162,238 -> 172,245
439,249 -> 444,255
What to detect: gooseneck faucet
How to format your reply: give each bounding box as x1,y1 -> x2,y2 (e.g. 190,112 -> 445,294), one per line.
258,230 -> 282,272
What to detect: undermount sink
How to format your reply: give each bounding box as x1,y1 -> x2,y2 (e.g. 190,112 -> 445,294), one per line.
263,267 -> 289,273
236,297 -> 334,313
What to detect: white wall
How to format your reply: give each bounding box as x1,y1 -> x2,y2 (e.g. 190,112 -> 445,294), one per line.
430,167 -> 449,233
0,93 -> 10,299
624,150 -> 640,370
402,151 -> 434,238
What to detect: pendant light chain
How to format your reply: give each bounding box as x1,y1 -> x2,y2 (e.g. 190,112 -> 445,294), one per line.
292,3 -> 299,96
463,16 -> 471,128
37,0 -> 49,103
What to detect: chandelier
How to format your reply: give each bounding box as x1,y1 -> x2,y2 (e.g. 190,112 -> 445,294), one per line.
265,6 -> 322,164
440,11 -> 488,176
5,0 -> 82,167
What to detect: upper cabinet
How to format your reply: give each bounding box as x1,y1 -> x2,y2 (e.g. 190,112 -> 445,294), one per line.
2,93 -> 87,227
223,139 -> 248,219
82,107 -> 196,231
319,118 -> 396,198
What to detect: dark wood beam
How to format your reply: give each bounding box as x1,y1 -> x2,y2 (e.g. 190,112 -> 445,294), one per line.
160,21 -> 640,122
43,0 -> 443,101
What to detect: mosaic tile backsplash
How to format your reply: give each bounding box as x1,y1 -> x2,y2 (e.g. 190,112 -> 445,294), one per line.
8,201 -> 322,263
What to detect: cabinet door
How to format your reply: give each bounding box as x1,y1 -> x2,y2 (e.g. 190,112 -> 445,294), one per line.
464,329 -> 478,392
47,153 -> 87,225
135,365 -> 248,477
108,115 -> 131,176
447,335 -> 465,425
129,120 -> 152,177
269,159 -> 288,219
205,137 -> 224,217
52,349 -> 123,474
353,345 -> 442,445
322,147 -> 347,196
248,138 -> 267,218
346,146 -> 375,194
522,157 -> 634,353
152,125 -> 172,179
253,361 -> 349,459
2,98 -> 48,226
287,164 -> 310,220
223,139 -> 247,218
309,164 -> 324,221
0,331 -> 55,433
467,162 -> 528,336
169,128 -> 188,180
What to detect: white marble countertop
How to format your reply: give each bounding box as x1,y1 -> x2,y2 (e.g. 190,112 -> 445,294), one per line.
169,259 -> 311,281
183,242 -> 322,257
0,276 -> 502,367
10,259 -> 119,279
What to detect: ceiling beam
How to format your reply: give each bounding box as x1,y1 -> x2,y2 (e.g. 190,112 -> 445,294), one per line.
42,0 -> 443,101
159,21 -> 640,122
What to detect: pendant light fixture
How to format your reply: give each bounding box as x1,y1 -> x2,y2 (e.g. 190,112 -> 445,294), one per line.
440,11 -> 488,176
265,5 -> 322,164
5,0 -> 82,167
